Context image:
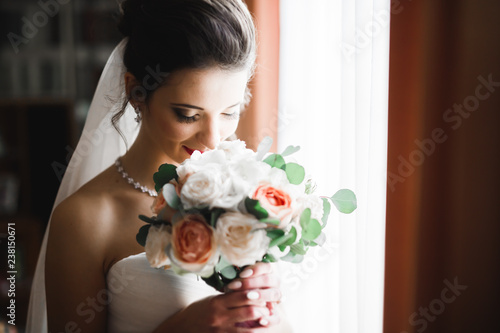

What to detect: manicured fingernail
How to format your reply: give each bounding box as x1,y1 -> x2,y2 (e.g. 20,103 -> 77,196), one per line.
239,269 -> 253,278
259,318 -> 269,326
227,280 -> 242,289
246,291 -> 260,300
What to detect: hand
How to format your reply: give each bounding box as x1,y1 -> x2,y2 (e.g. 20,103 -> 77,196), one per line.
154,262 -> 284,333
226,262 -> 283,328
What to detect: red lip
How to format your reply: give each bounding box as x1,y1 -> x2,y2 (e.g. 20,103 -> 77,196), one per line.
183,146 -> 205,156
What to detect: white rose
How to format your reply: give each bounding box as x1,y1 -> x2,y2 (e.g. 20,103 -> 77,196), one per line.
145,224 -> 172,268
228,158 -> 272,193
176,149 -> 227,182
215,212 -> 270,267
217,139 -> 256,161
180,166 -> 231,210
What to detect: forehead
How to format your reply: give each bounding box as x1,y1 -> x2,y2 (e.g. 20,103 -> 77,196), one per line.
151,67 -> 249,109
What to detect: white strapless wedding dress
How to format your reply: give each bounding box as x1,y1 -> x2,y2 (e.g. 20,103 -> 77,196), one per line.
106,252 -> 220,333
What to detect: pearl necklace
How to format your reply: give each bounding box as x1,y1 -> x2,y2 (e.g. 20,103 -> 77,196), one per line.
114,158 -> 158,197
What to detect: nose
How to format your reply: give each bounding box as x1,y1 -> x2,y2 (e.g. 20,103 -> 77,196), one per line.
197,116 -> 221,150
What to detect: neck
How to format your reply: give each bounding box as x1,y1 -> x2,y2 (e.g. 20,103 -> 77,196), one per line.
119,128 -> 177,191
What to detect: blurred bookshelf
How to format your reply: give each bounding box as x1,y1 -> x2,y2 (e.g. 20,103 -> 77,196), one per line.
0,1 -> 122,331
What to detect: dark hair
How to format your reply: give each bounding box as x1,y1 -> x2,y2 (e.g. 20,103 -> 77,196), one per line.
112,0 -> 257,132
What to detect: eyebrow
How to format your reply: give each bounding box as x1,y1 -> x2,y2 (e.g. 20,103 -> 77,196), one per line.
170,102 -> 241,111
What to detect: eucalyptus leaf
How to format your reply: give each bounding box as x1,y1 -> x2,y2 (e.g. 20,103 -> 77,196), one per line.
153,163 -> 178,192
301,218 -> 322,241
281,226 -> 297,247
290,243 -> 307,255
300,208 -> 311,229
245,197 -> 269,219
330,189 -> 357,214
269,231 -> 295,248
281,145 -> 300,157
220,265 -> 238,279
280,251 -> 304,263
266,229 -> 285,241
283,163 -> 305,185
136,224 -> 151,247
263,153 -> 286,169
256,136 -> 273,161
215,255 -> 232,272
310,232 -> 326,246
260,217 -> 281,226
321,197 -> 331,228
262,253 -> 278,263
162,183 -> 180,210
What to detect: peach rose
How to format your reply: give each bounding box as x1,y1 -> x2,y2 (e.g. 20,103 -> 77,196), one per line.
150,189 -> 166,215
169,214 -> 218,276
252,182 -> 294,228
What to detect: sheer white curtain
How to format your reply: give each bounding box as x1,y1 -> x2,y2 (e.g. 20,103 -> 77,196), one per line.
277,1 -> 390,332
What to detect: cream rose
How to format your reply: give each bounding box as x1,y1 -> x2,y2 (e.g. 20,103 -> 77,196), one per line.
215,212 -> 269,267
180,167 -> 231,209
145,224 -> 172,268
168,214 -> 218,276
252,182 -> 294,228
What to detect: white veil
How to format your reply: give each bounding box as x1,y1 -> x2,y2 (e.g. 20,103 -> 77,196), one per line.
26,38 -> 139,333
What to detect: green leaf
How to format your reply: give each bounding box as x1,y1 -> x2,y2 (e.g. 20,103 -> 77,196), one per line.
304,179 -> 317,194
153,164 -> 178,192
321,197 -> 331,228
290,242 -> 307,255
330,189 -> 357,214
310,232 -> 326,246
215,255 -> 232,272
269,231 -> 295,248
262,253 -> 278,263
202,272 -> 226,292
245,197 -> 269,219
138,214 -> 157,224
281,226 -> 297,247
263,153 -> 286,169
300,208 -> 311,229
280,251 -> 304,263
136,224 -> 151,247
301,218 -> 322,241
281,145 -> 300,157
210,208 -> 225,228
220,265 -> 238,279
266,229 -> 285,241
283,162 -> 305,185
163,183 -> 180,209
256,136 -> 273,161
260,217 -> 281,226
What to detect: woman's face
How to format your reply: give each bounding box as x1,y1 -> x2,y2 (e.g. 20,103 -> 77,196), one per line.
139,67 -> 249,164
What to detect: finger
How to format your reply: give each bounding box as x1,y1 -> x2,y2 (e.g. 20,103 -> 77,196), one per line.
239,262 -> 274,279
226,305 -> 271,324
228,273 -> 280,291
258,313 -> 281,328
218,289 -> 280,308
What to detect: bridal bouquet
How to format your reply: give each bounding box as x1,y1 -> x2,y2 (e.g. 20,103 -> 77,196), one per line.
136,137 -> 357,291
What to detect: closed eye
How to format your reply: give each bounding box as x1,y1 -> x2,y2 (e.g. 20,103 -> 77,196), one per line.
172,108 -> 199,123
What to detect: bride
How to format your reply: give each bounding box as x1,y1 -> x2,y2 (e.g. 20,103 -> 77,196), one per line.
26,0 -> 291,332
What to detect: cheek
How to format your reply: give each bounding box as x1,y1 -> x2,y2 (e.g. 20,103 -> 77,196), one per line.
221,119 -> 239,138
156,116 -> 194,142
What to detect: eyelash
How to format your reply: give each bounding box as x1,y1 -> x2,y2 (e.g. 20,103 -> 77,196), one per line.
173,109 -> 239,124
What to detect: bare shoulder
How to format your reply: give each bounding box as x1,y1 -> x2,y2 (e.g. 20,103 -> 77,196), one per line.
47,165 -> 150,272
49,168 -> 118,247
